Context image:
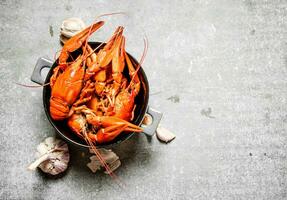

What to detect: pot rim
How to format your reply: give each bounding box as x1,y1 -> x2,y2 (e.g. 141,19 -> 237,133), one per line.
42,42 -> 150,148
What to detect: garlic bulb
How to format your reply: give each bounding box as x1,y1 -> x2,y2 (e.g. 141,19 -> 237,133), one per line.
87,148 -> 121,174
60,18 -> 86,43
156,126 -> 176,143
28,137 -> 70,175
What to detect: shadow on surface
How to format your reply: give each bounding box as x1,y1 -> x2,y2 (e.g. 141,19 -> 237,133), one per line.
33,130 -> 156,196
69,133 -> 154,176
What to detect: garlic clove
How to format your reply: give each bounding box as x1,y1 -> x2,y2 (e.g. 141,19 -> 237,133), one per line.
104,159 -> 121,174
60,18 -> 85,38
28,137 -> 70,175
87,161 -> 101,173
36,142 -> 48,156
45,137 -> 55,147
89,149 -> 119,161
100,149 -> 119,163
156,126 -> 176,143
39,151 -> 70,175
61,18 -> 85,31
87,148 -> 120,174
27,154 -> 50,171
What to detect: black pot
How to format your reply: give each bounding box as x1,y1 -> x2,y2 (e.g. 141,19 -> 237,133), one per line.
31,42 -> 162,148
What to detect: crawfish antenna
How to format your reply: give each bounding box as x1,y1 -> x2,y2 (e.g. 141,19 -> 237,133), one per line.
95,12 -> 127,20
82,22 -> 100,65
126,36 -> 148,91
79,110 -> 126,188
15,82 -> 50,88
82,26 -> 125,62
82,11 -> 127,58
84,134 -> 126,188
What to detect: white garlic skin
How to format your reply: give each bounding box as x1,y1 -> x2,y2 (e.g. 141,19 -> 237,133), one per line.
28,137 -> 70,175
104,159 -> 121,174
39,148 -> 70,175
87,148 -> 121,174
60,18 -> 86,38
156,126 -> 176,143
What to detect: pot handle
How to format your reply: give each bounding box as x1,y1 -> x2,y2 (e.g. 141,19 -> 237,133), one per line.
142,107 -> 163,136
31,57 -> 53,85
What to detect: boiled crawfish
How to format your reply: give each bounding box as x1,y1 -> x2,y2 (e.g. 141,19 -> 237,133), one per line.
49,21 -> 104,120
49,20 -> 146,146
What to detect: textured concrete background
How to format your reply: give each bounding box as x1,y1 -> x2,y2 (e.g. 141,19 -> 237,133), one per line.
0,0 -> 287,199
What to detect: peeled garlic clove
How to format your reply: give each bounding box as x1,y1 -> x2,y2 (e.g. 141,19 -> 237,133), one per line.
156,126 -> 176,143
87,148 -> 120,174
89,149 -> 119,163
60,18 -> 85,38
104,159 -> 121,174
100,149 -> 119,164
28,137 -> 70,175
87,160 -> 101,173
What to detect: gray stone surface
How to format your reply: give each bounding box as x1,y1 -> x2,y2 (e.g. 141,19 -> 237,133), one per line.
1,0 -> 287,199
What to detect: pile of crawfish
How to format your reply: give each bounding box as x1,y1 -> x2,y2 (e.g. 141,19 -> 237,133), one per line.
49,20 -> 146,146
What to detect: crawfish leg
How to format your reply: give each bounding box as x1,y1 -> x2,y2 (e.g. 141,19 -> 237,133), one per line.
50,66 -> 61,88
92,121 -> 142,144
73,81 -> 94,106
86,115 -> 142,131
87,124 -> 128,143
73,96 -> 92,107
